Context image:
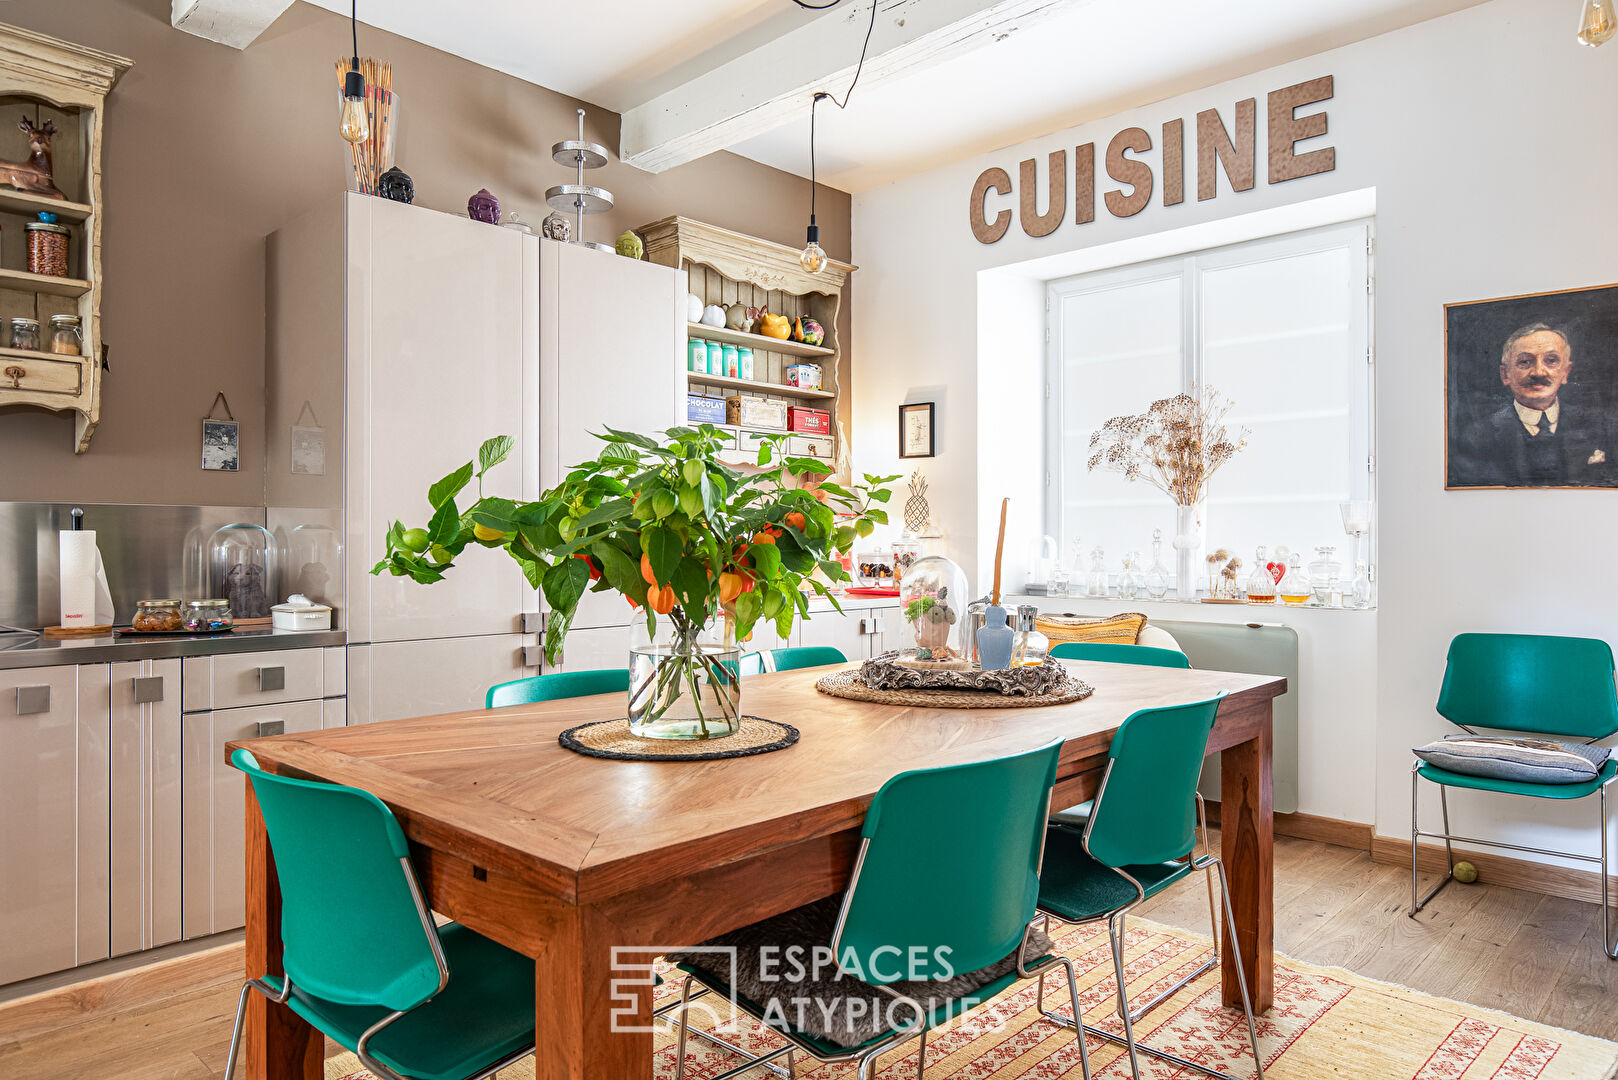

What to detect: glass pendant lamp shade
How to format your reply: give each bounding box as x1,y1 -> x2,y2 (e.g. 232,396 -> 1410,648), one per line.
1579,0 -> 1617,45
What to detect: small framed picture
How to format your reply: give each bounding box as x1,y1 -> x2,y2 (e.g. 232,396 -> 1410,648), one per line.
899,402 -> 935,459
202,419 -> 240,471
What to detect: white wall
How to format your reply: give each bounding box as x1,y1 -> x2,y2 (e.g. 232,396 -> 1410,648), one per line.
852,0 -> 1618,864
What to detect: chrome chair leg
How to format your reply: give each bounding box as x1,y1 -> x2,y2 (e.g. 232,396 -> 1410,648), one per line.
223,976 -> 294,1080
1604,781 -> 1617,960
674,976 -> 695,1080
1410,764 -> 1457,916
915,1026 -> 927,1079
1107,910 -> 1143,1080
1214,859 -> 1265,1080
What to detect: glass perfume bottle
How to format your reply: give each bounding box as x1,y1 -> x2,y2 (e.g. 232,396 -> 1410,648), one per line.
1118,551 -> 1143,600
1309,546 -> 1341,607
1012,605 -> 1050,667
1340,500 -> 1373,609
1246,545 -> 1276,603
1145,529 -> 1170,599
1085,546 -> 1108,598
1277,552 -> 1312,605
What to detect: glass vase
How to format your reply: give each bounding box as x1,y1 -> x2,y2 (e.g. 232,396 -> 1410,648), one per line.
1173,502 -> 1204,602
627,612 -> 740,740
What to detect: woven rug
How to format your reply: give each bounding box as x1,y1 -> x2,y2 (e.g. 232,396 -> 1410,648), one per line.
325,916 -> 1618,1080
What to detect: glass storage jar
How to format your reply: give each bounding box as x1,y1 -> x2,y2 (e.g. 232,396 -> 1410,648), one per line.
182,598 -> 234,632
25,220 -> 70,277
48,315 -> 81,355
9,317 -> 39,350
1277,552 -> 1312,605
132,599 -> 183,632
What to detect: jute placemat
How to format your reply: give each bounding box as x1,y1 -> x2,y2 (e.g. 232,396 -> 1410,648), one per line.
558,715 -> 798,761
816,669 -> 1093,709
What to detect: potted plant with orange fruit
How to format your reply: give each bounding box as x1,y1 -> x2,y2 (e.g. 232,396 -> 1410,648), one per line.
374,427 -> 895,739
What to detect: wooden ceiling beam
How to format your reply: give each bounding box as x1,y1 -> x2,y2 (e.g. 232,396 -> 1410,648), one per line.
170,0 -> 294,50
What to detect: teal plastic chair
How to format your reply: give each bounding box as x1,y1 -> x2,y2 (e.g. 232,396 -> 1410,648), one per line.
223,749 -> 536,1080
1050,641 -> 1190,669
738,651 -> 767,677
672,740 -> 1092,1080
1035,693 -> 1264,1080
768,645 -> 848,672
1050,642 -> 1189,830
1411,634 -> 1618,958
486,668 -> 629,708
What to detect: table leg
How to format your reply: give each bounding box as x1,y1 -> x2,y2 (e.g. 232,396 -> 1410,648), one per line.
533,905 -> 654,1079
242,784 -> 321,1080
1219,708 -> 1274,1013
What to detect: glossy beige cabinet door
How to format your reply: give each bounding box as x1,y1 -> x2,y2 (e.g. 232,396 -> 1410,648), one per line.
182,699 -> 323,938
109,659 -> 182,957
347,635 -> 531,725
796,608 -> 875,661
540,239 -> 684,630
345,194 -> 539,645
0,665 -> 109,986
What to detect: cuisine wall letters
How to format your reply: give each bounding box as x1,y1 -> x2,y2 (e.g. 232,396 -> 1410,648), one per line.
969,76 -> 1336,244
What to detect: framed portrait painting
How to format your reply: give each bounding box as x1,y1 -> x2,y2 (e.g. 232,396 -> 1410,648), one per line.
899,402 -> 934,458
1445,283 -> 1618,490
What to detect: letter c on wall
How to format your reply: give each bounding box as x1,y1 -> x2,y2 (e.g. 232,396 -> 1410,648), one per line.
970,167 -> 1012,244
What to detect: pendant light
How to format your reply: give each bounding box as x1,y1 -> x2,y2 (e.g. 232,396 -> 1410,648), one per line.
800,92 -> 830,275
1579,0 -> 1617,44
338,0 -> 369,144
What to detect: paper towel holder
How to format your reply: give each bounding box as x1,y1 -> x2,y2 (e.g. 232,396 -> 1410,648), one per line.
43,507 -> 115,637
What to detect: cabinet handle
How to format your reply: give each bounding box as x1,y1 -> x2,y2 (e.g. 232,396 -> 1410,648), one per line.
257,666 -> 286,692
522,645 -> 542,668
15,685 -> 49,715
521,612 -> 542,634
4,364 -> 22,389
255,720 -> 285,737
132,675 -> 164,704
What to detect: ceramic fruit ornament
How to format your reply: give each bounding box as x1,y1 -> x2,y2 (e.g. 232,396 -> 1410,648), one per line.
686,293 -> 704,323
758,310 -> 792,339
725,303 -> 749,331
701,304 -> 727,328
798,317 -> 825,347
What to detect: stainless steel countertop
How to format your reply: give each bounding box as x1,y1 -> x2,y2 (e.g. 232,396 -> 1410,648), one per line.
0,627 -> 346,670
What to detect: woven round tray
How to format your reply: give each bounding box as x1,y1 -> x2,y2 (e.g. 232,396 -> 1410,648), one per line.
815,670 -> 1094,709
558,715 -> 799,761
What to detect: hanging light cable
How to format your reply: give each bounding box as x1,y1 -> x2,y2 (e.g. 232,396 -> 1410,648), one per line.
338,0 -> 369,144
799,0 -> 878,274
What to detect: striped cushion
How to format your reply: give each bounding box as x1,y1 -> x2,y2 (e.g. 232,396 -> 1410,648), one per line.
1413,735 -> 1611,784
1035,612 -> 1147,645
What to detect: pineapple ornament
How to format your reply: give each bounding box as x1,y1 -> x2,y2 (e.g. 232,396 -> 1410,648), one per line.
904,469 -> 933,534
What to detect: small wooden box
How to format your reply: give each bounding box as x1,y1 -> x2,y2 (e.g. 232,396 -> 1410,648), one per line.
726,396 -> 788,431
788,406 -> 831,435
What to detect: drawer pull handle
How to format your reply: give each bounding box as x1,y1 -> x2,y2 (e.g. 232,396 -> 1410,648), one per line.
256,720 -> 285,738
4,365 -> 22,389
257,666 -> 286,692
15,685 -> 49,715
132,676 -> 164,704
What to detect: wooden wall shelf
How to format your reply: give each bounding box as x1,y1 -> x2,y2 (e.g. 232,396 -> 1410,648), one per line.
689,371 -> 835,400
0,267 -> 92,298
686,322 -> 835,359
0,189 -> 93,221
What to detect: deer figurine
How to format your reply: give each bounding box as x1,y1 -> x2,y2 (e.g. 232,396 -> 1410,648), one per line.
1,119 -> 63,199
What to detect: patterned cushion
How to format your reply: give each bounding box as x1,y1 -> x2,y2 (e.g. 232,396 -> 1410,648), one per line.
1413,735 -> 1611,784
1036,612 -> 1147,645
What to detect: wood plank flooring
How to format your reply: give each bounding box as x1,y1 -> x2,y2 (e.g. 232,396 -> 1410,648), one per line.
0,832 -> 1613,1080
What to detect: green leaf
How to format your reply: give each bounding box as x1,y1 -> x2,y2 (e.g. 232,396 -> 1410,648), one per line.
428,462 -> 474,509
681,459 -> 703,487
469,498 -> 521,530
869,489 -> 892,503
543,606 -> 573,667
817,559 -> 847,581
778,544 -> 814,574
542,557 -> 590,615
477,435 -> 515,476
762,589 -> 784,619
593,541 -> 648,606
867,508 -> 889,525
644,526 -> 682,584
579,497 -> 633,529
507,544 -> 544,589
428,500 -> 460,546
601,427 -> 660,450
671,558 -> 711,611
699,472 -> 719,518
750,541 -> 783,580
756,440 -> 772,467
784,456 -> 834,476
679,486 -> 704,518
733,589 -> 763,627
775,608 -> 795,640
653,489 -> 678,519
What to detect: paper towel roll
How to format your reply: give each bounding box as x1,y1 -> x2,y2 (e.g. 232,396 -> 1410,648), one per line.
59,529 -> 99,628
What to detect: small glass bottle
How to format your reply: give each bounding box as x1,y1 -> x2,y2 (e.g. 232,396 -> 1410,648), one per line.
1048,559 -> 1071,598
1085,545 -> 1108,597
1309,546 -> 1341,607
9,317 -> 39,350
1277,552 -> 1312,605
1145,529 -> 1170,599
1012,605 -> 1049,667
1118,551 -> 1142,600
1246,545 -> 1276,603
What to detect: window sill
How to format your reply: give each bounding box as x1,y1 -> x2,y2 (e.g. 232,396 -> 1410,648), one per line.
1007,592 -> 1376,615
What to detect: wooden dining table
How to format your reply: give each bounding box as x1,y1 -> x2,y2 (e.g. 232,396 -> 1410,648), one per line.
230,658 -> 1285,1079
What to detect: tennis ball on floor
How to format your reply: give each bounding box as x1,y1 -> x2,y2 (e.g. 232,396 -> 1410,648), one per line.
1453,861 -> 1478,884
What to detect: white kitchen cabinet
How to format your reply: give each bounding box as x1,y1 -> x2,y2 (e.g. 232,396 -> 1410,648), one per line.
347,635 -> 529,725
182,699 -> 323,939
796,608 -> 876,661
109,659 -> 182,957
869,605 -> 906,655
547,624 -> 632,673
0,665 -> 109,986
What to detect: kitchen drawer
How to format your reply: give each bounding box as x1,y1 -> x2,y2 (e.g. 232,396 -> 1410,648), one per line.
183,648 -> 326,711
1,353 -> 84,397
788,434 -> 833,460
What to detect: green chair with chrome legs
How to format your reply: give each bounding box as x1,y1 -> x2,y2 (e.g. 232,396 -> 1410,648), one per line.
671,740 -> 1093,1080
222,749 -> 536,1080
1034,692 -> 1265,1080
486,668 -> 628,708
767,645 -> 848,672
1410,633 -> 1618,958
1050,641 -> 1190,668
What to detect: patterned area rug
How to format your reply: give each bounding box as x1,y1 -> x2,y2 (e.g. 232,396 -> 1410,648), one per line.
326,917 -> 1618,1080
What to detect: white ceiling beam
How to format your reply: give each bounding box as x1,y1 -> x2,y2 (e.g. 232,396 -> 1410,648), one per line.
171,0 -> 294,50
620,0 -> 1076,175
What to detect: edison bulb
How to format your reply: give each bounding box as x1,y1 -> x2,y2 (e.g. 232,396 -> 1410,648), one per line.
1579,0 -> 1617,46
339,67 -> 369,144
799,239 -> 827,275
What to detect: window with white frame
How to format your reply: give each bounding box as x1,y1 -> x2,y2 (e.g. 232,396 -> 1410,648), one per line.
1045,221 -> 1373,590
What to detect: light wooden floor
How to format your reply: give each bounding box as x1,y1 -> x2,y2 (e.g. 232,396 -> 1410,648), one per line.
0,833 -> 1613,1080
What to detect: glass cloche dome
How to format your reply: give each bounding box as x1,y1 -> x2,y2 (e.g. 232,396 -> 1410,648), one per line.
897,554 -> 969,660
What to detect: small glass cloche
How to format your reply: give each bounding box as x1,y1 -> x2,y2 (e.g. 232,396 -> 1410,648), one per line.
898,554 -> 969,661
206,522 -> 278,619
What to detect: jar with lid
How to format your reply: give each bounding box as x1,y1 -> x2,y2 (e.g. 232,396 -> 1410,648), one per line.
182,598 -> 234,632
1309,546 -> 1342,607
26,220 -> 71,277
1246,545 -> 1276,603
1277,552 -> 1312,605
132,599 -> 183,632
49,315 -> 81,355
1012,605 -> 1050,667
9,317 -> 39,351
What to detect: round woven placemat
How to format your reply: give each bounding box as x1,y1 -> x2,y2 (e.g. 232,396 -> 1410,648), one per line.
558,715 -> 799,761
815,670 -> 1093,709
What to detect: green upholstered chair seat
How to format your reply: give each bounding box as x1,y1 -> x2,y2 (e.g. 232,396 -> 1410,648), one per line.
1417,757 -> 1617,800
1037,825 -> 1195,923
267,923 -> 535,1080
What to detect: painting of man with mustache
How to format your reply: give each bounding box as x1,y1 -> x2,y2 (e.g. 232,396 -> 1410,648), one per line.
1446,285 -> 1618,489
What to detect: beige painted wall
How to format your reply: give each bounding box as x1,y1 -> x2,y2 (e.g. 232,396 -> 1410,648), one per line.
0,0 -> 850,505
